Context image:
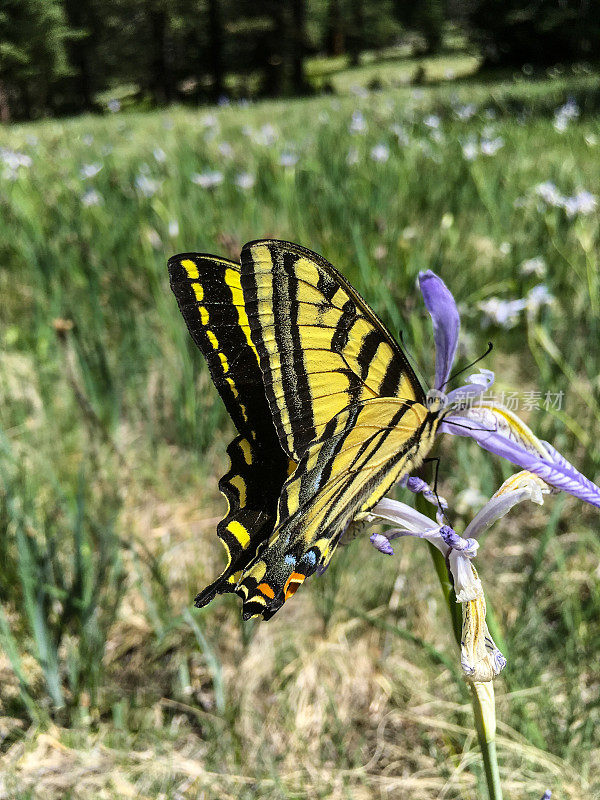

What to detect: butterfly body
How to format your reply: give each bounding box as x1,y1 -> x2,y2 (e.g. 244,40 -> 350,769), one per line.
168,241 -> 441,619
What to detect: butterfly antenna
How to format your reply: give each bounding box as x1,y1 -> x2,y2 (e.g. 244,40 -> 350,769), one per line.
398,330 -> 429,388
422,456 -> 451,525
442,341 -> 494,389
440,418 -> 496,434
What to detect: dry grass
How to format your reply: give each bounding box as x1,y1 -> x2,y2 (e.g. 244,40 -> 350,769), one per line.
1,439 -> 598,800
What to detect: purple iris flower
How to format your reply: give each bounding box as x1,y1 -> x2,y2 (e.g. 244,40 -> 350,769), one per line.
417,270 -> 600,509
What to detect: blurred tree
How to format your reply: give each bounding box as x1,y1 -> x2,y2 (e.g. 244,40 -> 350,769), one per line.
394,0 -> 445,53
291,0 -> 308,94
0,0 -> 73,120
465,0 -> 600,67
324,0 -> 345,55
207,0 -> 224,100
62,0 -> 98,112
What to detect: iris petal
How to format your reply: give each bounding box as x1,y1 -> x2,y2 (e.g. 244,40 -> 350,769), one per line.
418,270 -> 460,390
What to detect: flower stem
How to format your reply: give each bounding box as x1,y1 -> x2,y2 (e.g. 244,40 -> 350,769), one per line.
417,497 -> 503,800
470,681 -> 503,800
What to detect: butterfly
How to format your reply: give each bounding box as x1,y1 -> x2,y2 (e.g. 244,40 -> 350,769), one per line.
168,240 -> 443,620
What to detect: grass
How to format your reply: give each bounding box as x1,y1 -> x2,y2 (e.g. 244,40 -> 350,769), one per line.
0,50 -> 600,799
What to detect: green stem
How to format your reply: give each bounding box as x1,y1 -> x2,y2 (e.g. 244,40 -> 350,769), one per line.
416,496 -> 503,800
470,681 -> 503,800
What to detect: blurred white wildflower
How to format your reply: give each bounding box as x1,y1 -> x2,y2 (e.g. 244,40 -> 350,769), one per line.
370,143 -> 390,162
499,241 -> 511,256
1,149 -> 32,180
235,172 -> 255,190
191,170 -> 224,188
536,181 -> 597,216
80,162 -> 103,179
349,110 -> 367,134
168,219 -> 179,238
480,137 -> 504,156
255,123 -> 277,145
390,123 -> 409,145
485,107 -> 496,119
135,174 -> 161,197
346,147 -> 359,165
218,142 -> 233,158
424,114 -> 440,129
350,85 -> 369,98
372,244 -> 387,261
520,256 -> 546,277
462,140 -> 478,161
526,284 -> 554,315
145,227 -> 162,249
535,180 -> 563,207
456,103 -> 477,120
441,212 -> 454,230
217,95 -> 230,106
101,144 -> 113,156
455,484 -> 488,515
563,189 -> 597,217
81,189 -> 103,207
201,113 -> 218,128
153,147 -> 166,163
280,152 -> 299,168
107,98 -> 121,113
554,97 -> 579,133
82,134 -> 94,146
478,297 -> 527,328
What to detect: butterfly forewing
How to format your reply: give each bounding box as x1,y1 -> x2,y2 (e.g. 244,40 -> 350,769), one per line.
240,240 -> 426,461
168,254 -> 292,605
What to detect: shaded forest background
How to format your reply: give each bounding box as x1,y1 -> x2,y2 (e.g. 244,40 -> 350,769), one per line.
1,0 -> 600,122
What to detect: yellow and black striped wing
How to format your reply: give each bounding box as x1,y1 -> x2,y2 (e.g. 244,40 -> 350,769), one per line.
235,397 -> 439,619
168,253 -> 292,607
240,240 -> 426,461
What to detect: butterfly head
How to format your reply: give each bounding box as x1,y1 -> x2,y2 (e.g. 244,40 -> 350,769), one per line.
425,389 -> 448,415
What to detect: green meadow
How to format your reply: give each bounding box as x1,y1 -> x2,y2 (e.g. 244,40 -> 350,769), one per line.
1,57 -> 600,798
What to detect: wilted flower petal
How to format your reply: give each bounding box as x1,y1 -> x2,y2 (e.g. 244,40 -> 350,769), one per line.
464,470 -> 553,540
461,589 -> 506,681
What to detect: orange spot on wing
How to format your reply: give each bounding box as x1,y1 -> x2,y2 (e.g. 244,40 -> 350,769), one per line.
257,582 -> 275,599
284,572 -> 305,600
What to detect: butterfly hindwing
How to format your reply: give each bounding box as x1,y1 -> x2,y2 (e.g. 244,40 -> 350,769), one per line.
168,254 -> 291,605
237,397 -> 440,619
240,240 -> 426,461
